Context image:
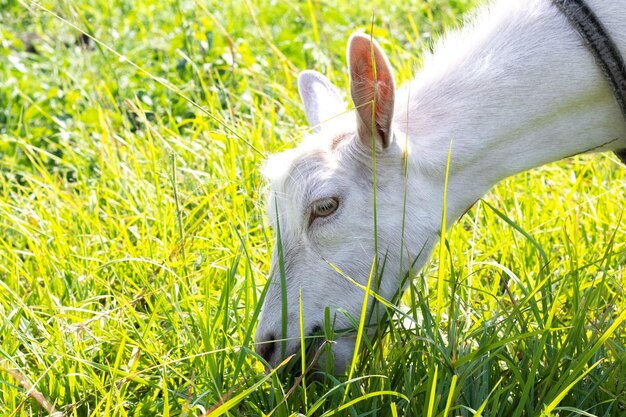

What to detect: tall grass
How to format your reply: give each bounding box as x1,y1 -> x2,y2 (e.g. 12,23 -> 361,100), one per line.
1,0 -> 624,416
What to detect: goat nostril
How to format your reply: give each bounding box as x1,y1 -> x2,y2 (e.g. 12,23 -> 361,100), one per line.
257,333 -> 277,364
311,325 -> 322,335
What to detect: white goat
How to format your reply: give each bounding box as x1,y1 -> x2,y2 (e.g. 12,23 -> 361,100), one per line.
254,0 -> 626,373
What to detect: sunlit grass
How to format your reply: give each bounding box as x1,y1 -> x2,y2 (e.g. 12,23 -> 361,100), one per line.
1,0 -> 624,415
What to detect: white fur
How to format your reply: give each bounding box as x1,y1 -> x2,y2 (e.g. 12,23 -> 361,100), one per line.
255,0 -> 626,373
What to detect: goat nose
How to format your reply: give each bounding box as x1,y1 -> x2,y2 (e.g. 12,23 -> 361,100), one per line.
256,333 -> 277,364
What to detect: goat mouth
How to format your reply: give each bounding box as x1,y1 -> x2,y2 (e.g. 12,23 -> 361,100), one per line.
280,329 -> 328,379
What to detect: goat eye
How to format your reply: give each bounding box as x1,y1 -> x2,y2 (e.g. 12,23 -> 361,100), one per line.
311,197 -> 339,221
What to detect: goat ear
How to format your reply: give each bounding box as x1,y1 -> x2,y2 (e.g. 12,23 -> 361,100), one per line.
347,33 -> 395,150
298,70 -> 345,132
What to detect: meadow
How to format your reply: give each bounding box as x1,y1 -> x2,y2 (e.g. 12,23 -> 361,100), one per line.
0,0 -> 625,415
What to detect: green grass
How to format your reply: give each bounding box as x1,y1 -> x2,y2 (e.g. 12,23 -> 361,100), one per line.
1,0 -> 625,415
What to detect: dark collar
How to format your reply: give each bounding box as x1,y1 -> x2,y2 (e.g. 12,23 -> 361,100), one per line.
552,0 -> 626,165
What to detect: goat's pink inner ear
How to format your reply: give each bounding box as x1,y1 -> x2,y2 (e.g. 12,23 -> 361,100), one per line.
347,34 -> 396,150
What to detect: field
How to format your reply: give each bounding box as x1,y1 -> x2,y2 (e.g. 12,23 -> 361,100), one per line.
1,0 -> 625,415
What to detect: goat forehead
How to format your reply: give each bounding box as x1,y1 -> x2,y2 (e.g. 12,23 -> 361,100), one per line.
263,128 -> 360,225
281,154 -> 337,207
265,137 -> 350,195
264,151 -> 328,225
